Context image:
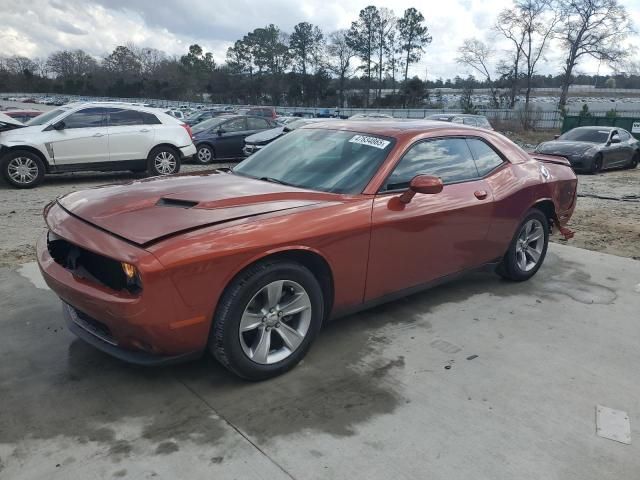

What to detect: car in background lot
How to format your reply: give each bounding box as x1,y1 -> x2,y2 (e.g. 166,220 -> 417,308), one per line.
243,118 -> 333,156
535,126 -> 640,173
37,120 -> 577,380
192,115 -> 277,163
2,109 -> 44,123
184,109 -> 227,126
246,106 -> 277,120
428,114 -> 494,130
0,102 -> 195,188
164,109 -> 185,120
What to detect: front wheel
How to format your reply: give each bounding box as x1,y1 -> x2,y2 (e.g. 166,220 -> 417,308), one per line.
1,150 -> 45,188
210,260 -> 324,380
626,152 -> 639,170
497,209 -> 549,282
147,146 -> 181,176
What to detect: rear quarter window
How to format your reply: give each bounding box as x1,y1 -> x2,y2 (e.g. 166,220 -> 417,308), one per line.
466,138 -> 504,176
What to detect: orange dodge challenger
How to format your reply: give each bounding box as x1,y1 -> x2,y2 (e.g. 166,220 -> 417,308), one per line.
37,120 -> 577,380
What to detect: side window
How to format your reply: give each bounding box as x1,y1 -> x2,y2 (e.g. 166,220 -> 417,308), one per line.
223,118 -> 247,132
140,112 -> 161,125
385,138 -> 479,190
107,109 -> 143,126
463,118 -> 477,126
248,117 -> 269,129
617,130 -> 630,141
62,108 -> 105,129
466,138 -> 504,176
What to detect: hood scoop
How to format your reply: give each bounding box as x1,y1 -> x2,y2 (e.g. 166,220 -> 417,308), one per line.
157,198 -> 199,208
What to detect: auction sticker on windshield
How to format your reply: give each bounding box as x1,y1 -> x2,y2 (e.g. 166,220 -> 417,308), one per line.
349,135 -> 390,149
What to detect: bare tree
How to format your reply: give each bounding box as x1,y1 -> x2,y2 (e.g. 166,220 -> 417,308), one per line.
518,0 -> 559,109
557,0 -> 634,109
495,9 -> 527,108
456,38 -> 499,107
327,29 -> 356,107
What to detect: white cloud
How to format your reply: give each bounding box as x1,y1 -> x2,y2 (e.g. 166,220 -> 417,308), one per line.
0,0 -> 638,78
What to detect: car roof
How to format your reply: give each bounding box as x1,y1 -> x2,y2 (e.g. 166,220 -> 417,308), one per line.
569,126 -> 616,131
303,119 -> 481,137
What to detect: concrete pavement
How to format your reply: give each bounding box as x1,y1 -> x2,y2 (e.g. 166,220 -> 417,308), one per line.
1,243 -> 639,479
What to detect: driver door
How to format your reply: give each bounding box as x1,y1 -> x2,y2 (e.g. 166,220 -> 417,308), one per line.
365,137 -> 495,301
216,117 -> 248,158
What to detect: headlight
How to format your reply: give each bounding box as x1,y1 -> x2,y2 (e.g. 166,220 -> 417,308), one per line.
121,262 -> 142,292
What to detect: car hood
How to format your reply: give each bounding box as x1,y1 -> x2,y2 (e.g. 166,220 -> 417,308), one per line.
0,113 -> 25,132
0,124 -> 45,138
245,126 -> 285,145
536,141 -> 596,156
56,171 -> 340,246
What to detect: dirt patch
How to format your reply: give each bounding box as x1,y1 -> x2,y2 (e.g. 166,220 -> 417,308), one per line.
559,168 -> 640,259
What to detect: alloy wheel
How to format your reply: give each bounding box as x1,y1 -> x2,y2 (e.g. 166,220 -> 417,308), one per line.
239,280 -> 312,365
7,157 -> 39,185
154,151 -> 177,175
197,147 -> 212,163
515,218 -> 545,272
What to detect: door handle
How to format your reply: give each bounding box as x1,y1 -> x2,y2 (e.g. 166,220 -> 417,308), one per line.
92,133 -> 104,137
139,128 -> 150,133
474,190 -> 488,200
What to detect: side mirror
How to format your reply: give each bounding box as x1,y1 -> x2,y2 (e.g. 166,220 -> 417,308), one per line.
554,134 -> 560,139
217,128 -> 225,136
399,175 -> 444,204
52,121 -> 65,130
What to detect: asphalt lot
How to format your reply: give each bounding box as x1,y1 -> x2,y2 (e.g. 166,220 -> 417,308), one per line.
1,243 -> 639,479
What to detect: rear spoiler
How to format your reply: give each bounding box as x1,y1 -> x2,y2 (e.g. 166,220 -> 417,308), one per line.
528,152 -> 571,167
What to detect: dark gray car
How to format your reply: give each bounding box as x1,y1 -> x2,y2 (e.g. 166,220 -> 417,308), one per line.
535,126 -> 640,173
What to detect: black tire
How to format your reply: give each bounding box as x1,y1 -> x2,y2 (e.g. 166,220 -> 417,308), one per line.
210,260 -> 324,381
194,144 -> 214,164
1,150 -> 45,188
590,153 -> 603,174
146,146 -> 181,176
626,152 -> 639,170
497,209 -> 549,282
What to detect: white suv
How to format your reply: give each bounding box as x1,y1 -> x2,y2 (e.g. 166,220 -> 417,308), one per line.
0,102 -> 196,188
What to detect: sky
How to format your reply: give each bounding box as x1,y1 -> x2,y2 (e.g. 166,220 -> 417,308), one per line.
1,0 -> 639,80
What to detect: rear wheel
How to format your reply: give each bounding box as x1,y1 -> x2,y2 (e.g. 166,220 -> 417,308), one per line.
147,146 -> 180,176
1,150 -> 45,188
210,260 -> 324,381
590,154 -> 603,174
626,152 -> 639,170
497,209 -> 549,282
195,144 -> 214,164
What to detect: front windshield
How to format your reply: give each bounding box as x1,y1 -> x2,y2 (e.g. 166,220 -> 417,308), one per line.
192,117 -> 227,134
233,128 -> 396,194
25,108 -> 66,126
559,128 -> 610,143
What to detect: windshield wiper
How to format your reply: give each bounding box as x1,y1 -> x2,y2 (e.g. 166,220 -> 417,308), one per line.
259,176 -> 295,187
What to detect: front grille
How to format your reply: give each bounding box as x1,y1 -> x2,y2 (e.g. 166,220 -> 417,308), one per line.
48,232 -> 139,293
